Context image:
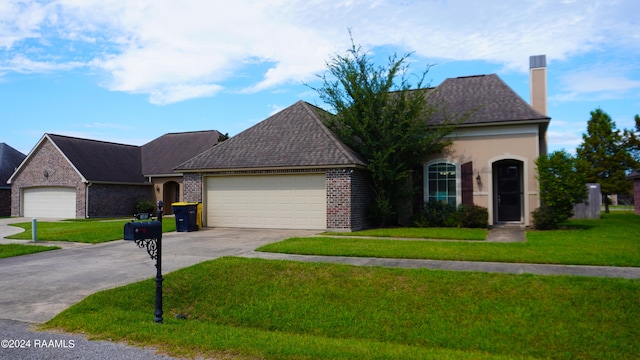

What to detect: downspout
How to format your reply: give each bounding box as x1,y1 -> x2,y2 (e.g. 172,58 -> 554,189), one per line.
85,182 -> 92,218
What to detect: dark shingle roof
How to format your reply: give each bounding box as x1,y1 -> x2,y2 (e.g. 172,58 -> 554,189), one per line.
47,134 -> 145,183
0,143 -> 26,187
141,130 -> 220,176
176,101 -> 366,171
627,169 -> 640,180
428,74 -> 549,125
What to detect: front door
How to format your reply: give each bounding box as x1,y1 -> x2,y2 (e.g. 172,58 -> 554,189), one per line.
495,162 -> 523,222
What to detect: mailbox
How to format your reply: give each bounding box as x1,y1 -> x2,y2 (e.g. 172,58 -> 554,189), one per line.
124,221 -> 162,241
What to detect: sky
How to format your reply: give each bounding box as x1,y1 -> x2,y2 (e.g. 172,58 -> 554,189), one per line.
1,0 -> 639,156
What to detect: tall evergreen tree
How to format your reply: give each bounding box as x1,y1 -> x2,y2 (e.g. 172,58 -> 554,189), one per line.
311,36 -> 464,226
576,108 -> 638,212
623,114 -> 640,162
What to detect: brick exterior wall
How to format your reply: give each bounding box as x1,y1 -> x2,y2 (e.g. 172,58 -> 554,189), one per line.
11,139 -> 85,217
182,173 -> 203,202
326,168 -> 371,231
349,169 -> 372,230
87,183 -> 153,218
0,189 -> 10,217
635,179 -> 640,215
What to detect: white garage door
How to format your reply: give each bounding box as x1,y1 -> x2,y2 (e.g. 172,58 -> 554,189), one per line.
23,187 -> 76,219
206,174 -> 326,230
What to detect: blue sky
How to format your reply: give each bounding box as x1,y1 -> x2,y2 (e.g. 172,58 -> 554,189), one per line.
1,0 -> 639,156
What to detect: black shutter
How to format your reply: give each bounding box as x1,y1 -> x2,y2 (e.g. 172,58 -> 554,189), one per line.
461,161 -> 474,206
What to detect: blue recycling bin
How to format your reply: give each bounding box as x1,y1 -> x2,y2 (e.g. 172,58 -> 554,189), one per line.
172,202 -> 199,232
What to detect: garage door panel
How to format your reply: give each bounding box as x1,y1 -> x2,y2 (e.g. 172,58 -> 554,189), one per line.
23,187 -> 76,218
206,174 -> 326,230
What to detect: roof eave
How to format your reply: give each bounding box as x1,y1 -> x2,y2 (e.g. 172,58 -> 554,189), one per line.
178,164 -> 368,173
87,180 -> 150,186
454,118 -> 550,128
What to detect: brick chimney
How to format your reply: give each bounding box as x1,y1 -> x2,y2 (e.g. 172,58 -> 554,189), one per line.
529,55 -> 547,116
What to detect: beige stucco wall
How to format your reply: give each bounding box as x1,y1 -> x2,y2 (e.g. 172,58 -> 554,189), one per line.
425,123 -> 543,226
151,176 -> 183,214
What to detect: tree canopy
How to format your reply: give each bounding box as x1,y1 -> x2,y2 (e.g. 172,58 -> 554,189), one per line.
576,108 -> 639,212
311,37 -> 463,226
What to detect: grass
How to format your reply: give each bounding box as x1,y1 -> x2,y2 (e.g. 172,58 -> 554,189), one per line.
44,257 -> 640,359
6,218 -> 176,243
322,227 -> 487,240
258,212 -> 640,267
0,243 -> 60,258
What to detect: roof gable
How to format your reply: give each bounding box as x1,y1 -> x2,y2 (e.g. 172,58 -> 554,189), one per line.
47,134 -> 145,183
0,143 -> 26,186
177,101 -> 366,171
141,130 -> 220,176
429,74 -> 549,125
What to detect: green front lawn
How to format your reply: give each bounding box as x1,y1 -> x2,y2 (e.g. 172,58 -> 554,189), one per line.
45,257 -> 640,359
7,218 -> 176,243
259,212 -> 640,267
0,243 -> 60,258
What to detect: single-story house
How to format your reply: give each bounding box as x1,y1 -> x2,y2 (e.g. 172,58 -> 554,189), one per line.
176,55 -> 549,231
0,143 -> 26,217
627,169 -> 640,214
8,131 -> 221,218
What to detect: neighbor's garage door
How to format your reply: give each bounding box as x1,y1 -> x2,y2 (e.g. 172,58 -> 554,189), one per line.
23,187 -> 76,218
206,174 -> 326,230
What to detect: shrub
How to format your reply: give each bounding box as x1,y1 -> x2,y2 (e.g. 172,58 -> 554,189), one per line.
412,201 -> 488,228
458,204 -> 489,228
535,151 -> 587,227
135,200 -> 156,215
532,206 -> 558,230
412,201 -> 458,227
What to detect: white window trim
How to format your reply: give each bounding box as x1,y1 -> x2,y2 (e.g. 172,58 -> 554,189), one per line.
424,160 -> 461,206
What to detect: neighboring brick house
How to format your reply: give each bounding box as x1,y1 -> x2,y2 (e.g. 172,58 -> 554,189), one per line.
0,143 -> 26,217
627,169 -> 640,215
176,56 -> 550,231
8,131 -> 220,218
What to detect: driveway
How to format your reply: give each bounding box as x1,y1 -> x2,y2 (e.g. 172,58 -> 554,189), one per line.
0,218 -> 316,323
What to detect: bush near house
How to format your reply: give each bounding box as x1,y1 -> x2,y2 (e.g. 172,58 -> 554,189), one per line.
531,206 -> 557,230
135,200 -> 156,215
535,150 -> 588,229
412,201 -> 488,228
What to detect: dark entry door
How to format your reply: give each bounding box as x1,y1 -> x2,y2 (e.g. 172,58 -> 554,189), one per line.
496,162 -> 522,222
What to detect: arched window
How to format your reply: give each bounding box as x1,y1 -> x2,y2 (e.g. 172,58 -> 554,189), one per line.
427,162 -> 457,205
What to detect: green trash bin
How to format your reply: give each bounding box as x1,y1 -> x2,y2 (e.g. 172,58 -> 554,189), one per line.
172,202 -> 200,232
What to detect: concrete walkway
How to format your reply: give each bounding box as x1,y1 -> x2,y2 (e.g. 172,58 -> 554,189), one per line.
485,224 -> 527,242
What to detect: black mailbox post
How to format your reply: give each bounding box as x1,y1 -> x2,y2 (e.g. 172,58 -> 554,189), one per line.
124,200 -> 164,323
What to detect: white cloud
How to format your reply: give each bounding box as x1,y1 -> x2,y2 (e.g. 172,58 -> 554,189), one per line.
148,83 -> 224,105
0,54 -> 83,73
1,0 -> 638,104
547,120 -> 585,154
0,0 -> 47,49
553,62 -> 640,102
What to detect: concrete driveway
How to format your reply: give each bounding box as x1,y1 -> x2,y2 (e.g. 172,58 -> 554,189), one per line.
0,218 -> 316,323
